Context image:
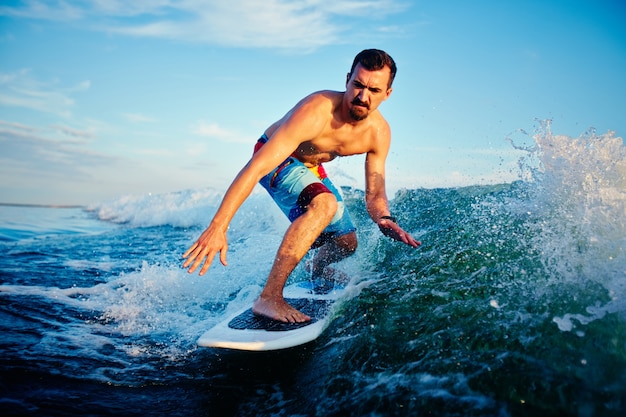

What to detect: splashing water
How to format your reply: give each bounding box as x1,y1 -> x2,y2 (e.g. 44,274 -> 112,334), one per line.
1,122 -> 625,416
509,121 -> 626,332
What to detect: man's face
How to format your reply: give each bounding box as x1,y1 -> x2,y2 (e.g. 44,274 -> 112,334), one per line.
345,63 -> 392,121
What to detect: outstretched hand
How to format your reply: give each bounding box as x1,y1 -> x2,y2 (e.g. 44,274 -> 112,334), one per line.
182,224 -> 228,275
378,218 -> 421,248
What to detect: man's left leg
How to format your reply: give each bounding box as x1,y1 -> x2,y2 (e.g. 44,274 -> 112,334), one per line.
309,232 -> 357,277
307,232 -> 357,293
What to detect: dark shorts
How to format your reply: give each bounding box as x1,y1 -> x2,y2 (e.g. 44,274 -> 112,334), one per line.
255,135 -> 356,248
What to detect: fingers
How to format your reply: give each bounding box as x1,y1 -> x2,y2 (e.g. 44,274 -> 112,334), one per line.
198,254 -> 213,276
182,243 -> 198,263
406,235 -> 421,248
378,220 -> 421,248
182,242 -> 214,275
400,229 -> 421,248
181,243 -> 199,268
188,250 -> 214,275
219,245 -> 228,267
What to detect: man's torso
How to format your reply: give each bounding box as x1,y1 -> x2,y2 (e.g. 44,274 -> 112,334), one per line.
264,91 -> 387,167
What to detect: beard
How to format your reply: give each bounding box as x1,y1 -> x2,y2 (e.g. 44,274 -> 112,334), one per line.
349,99 -> 369,121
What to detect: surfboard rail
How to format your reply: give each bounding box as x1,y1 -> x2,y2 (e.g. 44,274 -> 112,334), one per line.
197,281 -> 344,351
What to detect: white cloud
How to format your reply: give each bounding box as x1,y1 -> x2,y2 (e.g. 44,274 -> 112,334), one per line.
192,120 -> 252,143
0,119 -> 117,179
70,80 -> 92,92
0,0 -> 84,20
319,0 -> 409,16
105,1 -> 339,50
0,69 -> 90,117
51,124 -> 95,141
0,120 -> 37,133
123,113 -> 157,123
0,0 -> 411,51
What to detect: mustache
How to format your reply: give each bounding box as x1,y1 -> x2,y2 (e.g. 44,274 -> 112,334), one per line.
351,98 -> 369,108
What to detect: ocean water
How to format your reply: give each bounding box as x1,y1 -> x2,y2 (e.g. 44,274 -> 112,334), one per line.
1,124 -> 625,416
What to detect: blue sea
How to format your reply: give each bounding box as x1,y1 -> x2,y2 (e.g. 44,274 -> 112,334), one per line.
1,125 -> 625,416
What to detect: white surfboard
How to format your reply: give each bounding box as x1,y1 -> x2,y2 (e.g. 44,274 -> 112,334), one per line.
197,281 -> 345,351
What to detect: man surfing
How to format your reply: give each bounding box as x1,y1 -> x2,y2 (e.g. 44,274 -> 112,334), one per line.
183,49 -> 420,323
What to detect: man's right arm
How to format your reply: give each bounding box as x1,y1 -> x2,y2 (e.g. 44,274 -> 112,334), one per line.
182,162 -> 261,275
182,93 -> 330,275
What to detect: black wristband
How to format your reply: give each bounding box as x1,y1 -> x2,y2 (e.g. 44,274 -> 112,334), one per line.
380,215 -> 397,223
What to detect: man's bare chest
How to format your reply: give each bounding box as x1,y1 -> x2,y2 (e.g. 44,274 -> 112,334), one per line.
293,134 -> 369,165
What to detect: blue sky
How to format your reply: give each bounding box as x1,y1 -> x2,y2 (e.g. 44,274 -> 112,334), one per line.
1,0 -> 625,205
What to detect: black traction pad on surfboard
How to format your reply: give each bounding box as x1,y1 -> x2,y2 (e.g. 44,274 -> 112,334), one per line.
228,298 -> 334,331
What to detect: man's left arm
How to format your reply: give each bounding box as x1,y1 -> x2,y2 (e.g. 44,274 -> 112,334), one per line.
364,145 -> 421,248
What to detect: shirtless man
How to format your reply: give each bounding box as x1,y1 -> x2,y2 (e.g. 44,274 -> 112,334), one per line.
183,49 -> 420,323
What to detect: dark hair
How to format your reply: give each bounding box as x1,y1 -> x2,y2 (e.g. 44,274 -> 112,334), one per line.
349,49 -> 397,88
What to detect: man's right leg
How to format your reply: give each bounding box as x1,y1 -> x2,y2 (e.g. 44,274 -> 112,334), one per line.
252,192 -> 338,323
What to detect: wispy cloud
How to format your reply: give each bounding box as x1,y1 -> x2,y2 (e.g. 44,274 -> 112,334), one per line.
50,124 -> 95,141
123,113 -> 157,123
0,119 -> 117,180
192,120 -> 252,143
0,0 -> 412,51
0,69 -> 90,117
0,0 -> 84,20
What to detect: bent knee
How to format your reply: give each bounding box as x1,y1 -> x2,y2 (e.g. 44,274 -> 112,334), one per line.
337,232 -> 358,255
308,192 -> 338,219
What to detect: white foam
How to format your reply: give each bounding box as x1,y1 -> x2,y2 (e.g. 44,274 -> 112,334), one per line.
86,186 -> 289,231
513,122 -> 626,332
87,188 -> 225,227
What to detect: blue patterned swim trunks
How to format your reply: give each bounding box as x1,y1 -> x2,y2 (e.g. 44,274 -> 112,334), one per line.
255,134 -> 356,248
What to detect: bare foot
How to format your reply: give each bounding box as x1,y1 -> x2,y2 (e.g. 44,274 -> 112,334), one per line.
252,296 -> 311,323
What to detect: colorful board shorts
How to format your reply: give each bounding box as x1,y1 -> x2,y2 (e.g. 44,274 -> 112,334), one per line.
255,134 -> 356,248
